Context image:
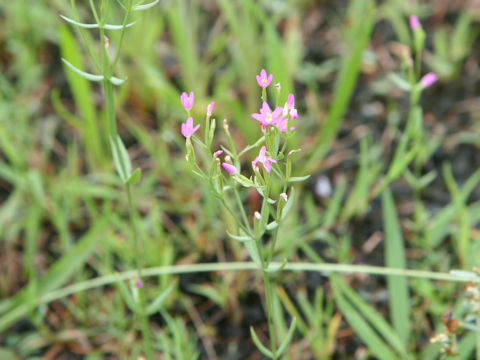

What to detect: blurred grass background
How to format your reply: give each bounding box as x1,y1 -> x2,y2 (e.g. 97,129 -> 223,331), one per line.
1,0 -> 480,358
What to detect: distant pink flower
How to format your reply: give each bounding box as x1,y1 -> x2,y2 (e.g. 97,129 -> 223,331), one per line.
256,69 -> 273,88
274,83 -> 281,89
409,15 -> 421,30
207,101 -> 215,117
135,280 -> 143,288
181,117 -> 200,138
180,91 -> 194,111
213,150 -> 223,157
420,72 -> 437,88
252,102 -> 283,126
222,162 -> 237,174
252,146 -> 277,173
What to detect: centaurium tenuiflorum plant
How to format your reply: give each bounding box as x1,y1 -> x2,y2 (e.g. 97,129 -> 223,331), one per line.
61,1 -> 160,359
181,69 -> 308,359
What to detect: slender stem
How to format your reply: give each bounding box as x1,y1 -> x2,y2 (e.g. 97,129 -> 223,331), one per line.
233,186 -> 252,233
262,271 -> 277,359
112,0 -> 133,71
11,262 -> 477,312
126,183 -> 153,360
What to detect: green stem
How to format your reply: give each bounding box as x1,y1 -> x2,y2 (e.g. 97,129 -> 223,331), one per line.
233,186 -> 252,233
112,0 -> 133,72
262,271 -> 277,359
5,261 -> 477,325
126,183 -> 153,360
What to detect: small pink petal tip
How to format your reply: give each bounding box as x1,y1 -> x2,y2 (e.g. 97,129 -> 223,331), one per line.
420,72 -> 437,88
222,163 -> 237,174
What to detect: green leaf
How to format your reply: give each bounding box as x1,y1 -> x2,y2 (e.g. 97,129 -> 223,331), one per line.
388,73 -> 411,91
60,15 -> 137,30
0,218 -> 109,332
306,0 -> 375,168
115,279 -> 139,313
127,168 -> 142,184
110,135 -> 132,183
226,231 -> 253,242
110,76 -> 127,86
265,221 -> 278,231
331,277 -> 400,360
134,0 -> 160,11
147,283 -> 175,315
277,317 -> 297,356
382,188 -> 410,347
244,240 -> 262,268
265,259 -> 287,273
250,326 -> 273,358
233,174 -> 254,188
288,175 -> 311,183
334,276 -> 409,358
61,58 -> 104,82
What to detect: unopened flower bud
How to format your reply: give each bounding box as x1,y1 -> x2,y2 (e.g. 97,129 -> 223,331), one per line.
222,162 -> 237,174
254,211 -> 262,220
420,72 -> 437,89
409,15 -> 421,31
223,119 -> 230,133
288,148 -> 302,157
207,101 -> 215,117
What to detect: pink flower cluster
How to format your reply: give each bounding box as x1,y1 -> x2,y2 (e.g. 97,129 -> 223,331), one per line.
251,70 -> 298,133
181,69 -> 299,176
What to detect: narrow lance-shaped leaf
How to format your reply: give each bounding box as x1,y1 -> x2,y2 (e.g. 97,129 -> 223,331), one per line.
250,326 -> 273,358
62,58 -> 104,82
133,0 -> 160,11
382,188 -> 410,346
277,317 -> 297,356
60,15 -> 137,30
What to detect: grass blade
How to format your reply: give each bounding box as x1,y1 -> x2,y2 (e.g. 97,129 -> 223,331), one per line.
306,0 -> 375,170
382,188 -> 411,347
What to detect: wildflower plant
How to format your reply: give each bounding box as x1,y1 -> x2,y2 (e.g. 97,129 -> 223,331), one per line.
60,1 -> 160,359
181,69 -> 308,359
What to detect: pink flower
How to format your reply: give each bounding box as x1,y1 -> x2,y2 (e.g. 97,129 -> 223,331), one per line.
409,15 -> 421,30
290,108 -> 298,120
277,119 -> 288,132
252,146 -> 277,173
276,119 -> 296,132
207,101 -> 215,117
222,162 -> 237,174
181,117 -> 200,138
420,72 -> 437,88
213,150 -> 223,157
251,102 -> 283,126
180,91 -> 194,111
256,69 -> 273,88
